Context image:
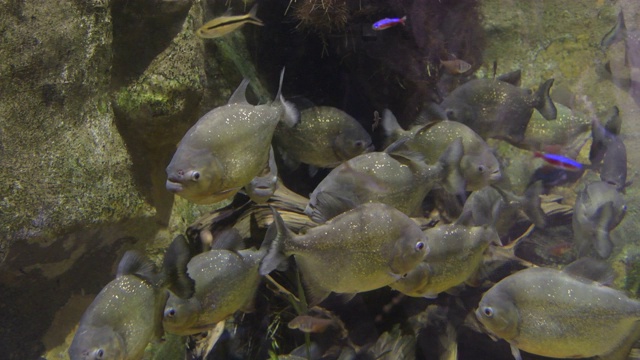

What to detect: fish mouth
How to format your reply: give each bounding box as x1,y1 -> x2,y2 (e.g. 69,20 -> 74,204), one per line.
489,169 -> 502,182
166,180 -> 184,193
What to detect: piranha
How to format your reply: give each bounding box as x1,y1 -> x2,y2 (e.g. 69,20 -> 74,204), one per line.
389,215 -> 500,299
163,230 -> 268,336
590,112 -> 629,192
372,16 -> 406,30
476,260 -> 640,360
440,71 -> 557,144
572,181 -> 627,258
382,109 -> 501,191
273,106 -> 373,172
461,181 -> 546,237
260,203 -> 429,305
244,146 -> 278,204
600,10 -> 640,106
196,4 -> 264,39
305,138 -> 464,223
68,236 -> 195,360
166,69 -> 298,204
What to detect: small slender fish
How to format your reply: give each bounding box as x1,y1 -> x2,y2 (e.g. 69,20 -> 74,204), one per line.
287,315 -> 336,333
534,151 -> 583,171
196,3 -> 264,39
372,16 -> 406,30
440,59 -> 472,75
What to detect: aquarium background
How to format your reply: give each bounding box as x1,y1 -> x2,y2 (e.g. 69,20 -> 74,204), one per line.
0,0 -> 638,359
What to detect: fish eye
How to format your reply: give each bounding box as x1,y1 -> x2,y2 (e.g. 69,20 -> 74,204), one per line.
415,242 -> 425,251
354,140 -> 365,148
166,308 -> 176,318
478,165 -> 486,173
482,307 -> 494,318
93,349 -> 104,359
402,273 -> 408,278
445,109 -> 455,119
191,172 -> 200,181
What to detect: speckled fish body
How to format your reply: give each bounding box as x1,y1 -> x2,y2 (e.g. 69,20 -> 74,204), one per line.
383,111 -> 501,191
441,77 -> 556,144
572,181 -> 626,258
69,275 -> 166,360
166,73 -> 298,204
196,3 -> 264,39
163,248 -> 264,336
261,203 -> 429,304
390,223 -> 498,298
273,106 -> 373,169
476,266 -> 640,359
305,151 -> 442,222
518,103 -> 591,152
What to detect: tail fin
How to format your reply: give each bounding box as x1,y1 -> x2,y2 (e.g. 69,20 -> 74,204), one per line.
534,79 -> 557,120
247,3 -> 264,26
163,235 -> 196,299
276,68 -> 300,127
260,207 -> 293,275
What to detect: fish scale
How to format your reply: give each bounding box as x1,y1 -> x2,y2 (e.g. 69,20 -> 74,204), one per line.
477,266 -> 640,359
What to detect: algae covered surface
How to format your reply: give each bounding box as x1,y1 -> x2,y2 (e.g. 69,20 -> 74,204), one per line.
1,0 -> 640,359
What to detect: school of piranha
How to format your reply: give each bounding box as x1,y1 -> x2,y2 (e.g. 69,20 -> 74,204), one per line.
68,4 -> 639,360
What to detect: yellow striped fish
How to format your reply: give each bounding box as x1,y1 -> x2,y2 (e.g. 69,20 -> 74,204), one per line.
196,3 -> 264,39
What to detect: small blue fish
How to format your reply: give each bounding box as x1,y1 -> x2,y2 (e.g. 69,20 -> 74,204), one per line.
534,152 -> 584,172
372,16 -> 406,30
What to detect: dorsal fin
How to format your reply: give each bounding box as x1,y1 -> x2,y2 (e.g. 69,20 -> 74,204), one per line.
497,69 -> 522,86
563,257 -> 615,286
211,228 -> 245,251
117,250 -> 157,282
228,78 -> 250,105
381,109 -> 403,137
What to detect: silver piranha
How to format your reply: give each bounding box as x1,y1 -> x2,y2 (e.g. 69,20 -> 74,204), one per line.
390,219 -> 499,298
461,181 -> 546,237
590,112 -> 629,192
572,181 -> 626,258
382,109 -> 501,191
260,203 -> 429,305
273,106 -> 373,170
69,237 -> 194,360
196,4 -> 264,39
166,69 -> 298,204
601,10 -> 640,106
476,261 -> 640,360
304,138 -> 464,223
163,230 -> 267,335
440,73 -> 557,144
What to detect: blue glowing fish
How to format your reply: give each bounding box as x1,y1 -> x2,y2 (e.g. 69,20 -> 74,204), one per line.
534,152 -> 584,171
372,16 -> 406,30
